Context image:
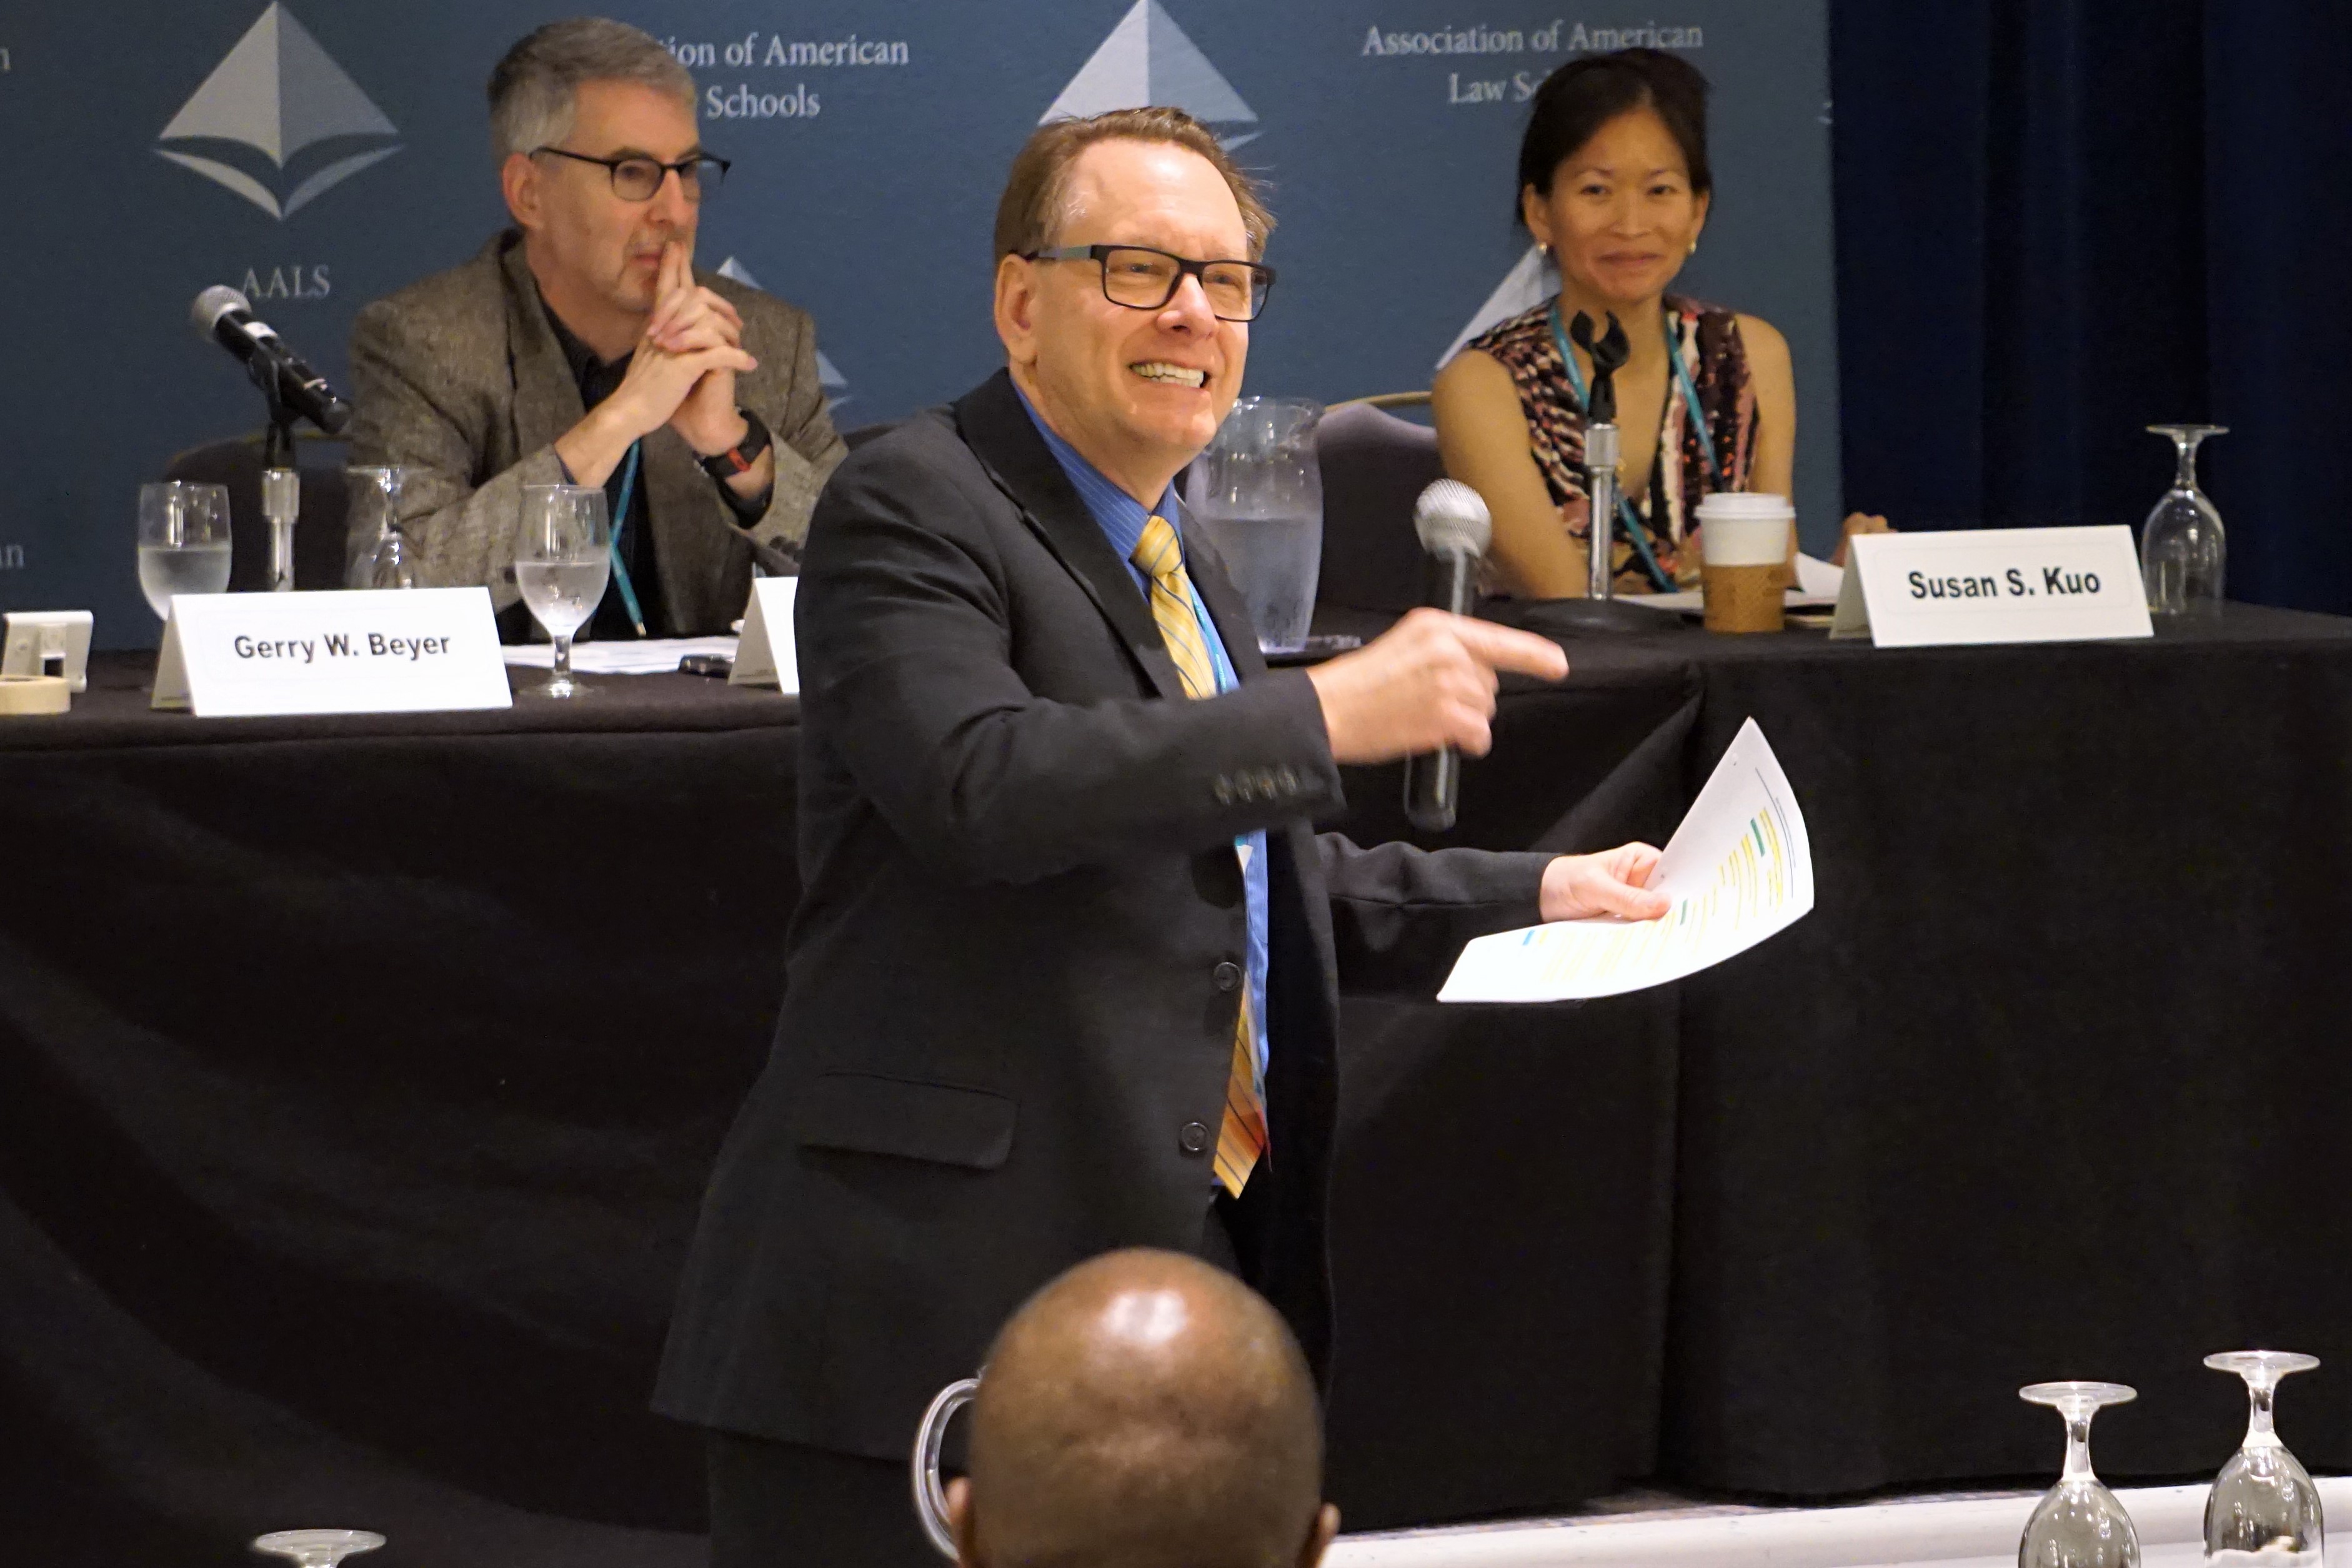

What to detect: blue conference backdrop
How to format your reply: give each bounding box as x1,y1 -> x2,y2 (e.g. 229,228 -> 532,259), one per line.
0,1 -> 1838,647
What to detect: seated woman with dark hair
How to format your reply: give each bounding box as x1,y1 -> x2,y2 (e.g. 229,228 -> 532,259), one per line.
1432,49 -> 1884,598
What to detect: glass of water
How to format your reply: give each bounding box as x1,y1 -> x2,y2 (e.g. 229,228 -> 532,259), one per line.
515,485 -> 610,698
137,481 -> 233,620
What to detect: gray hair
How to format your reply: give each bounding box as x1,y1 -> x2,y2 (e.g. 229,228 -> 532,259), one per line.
487,19 -> 695,164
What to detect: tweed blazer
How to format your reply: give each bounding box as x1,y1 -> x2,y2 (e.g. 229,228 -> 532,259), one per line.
348,231 -> 845,634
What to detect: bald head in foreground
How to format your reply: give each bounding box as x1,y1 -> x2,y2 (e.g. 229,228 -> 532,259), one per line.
947,1249 -> 1340,1568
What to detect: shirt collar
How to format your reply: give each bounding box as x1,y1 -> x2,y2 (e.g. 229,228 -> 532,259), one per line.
1012,383 -> 1180,575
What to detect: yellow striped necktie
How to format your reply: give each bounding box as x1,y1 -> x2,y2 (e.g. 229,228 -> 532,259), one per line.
1131,514 -> 1267,1196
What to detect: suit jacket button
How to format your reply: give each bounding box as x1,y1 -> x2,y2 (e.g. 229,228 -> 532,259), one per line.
1277,766 -> 1299,795
1215,777 -> 1233,805
1178,1121 -> 1211,1156
1212,960 -> 1242,991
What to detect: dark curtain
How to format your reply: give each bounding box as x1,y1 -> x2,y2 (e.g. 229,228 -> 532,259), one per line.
1830,0 -> 2352,612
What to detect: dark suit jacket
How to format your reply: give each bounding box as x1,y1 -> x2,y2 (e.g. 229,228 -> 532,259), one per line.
348,231 -> 845,634
653,370 -> 1552,1457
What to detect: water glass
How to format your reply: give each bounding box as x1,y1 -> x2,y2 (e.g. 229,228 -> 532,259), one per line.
2204,1351 -> 2323,1565
346,467 -> 419,590
514,485 -> 610,698
137,481 -> 233,620
1187,397 -> 1325,653
2019,1381 -> 2141,1568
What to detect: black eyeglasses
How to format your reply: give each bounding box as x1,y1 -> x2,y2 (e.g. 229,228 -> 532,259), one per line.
532,147 -> 730,202
1024,244 -> 1276,322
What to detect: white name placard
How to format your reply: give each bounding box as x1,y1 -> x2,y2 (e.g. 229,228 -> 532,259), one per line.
729,576 -> 801,693
153,588 -> 512,715
1830,526 -> 2153,647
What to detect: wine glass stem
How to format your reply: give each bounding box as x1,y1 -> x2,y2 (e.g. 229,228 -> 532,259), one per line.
2174,436 -> 2203,491
553,633 -> 574,679
2246,1381 -> 2279,1446
2062,1413 -> 2095,1481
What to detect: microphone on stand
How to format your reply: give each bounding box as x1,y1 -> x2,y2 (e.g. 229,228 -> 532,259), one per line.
190,286 -> 352,435
1403,478 -> 1493,834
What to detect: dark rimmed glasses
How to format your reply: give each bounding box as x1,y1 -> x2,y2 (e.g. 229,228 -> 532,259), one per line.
532,147 -> 730,202
1025,244 -> 1276,322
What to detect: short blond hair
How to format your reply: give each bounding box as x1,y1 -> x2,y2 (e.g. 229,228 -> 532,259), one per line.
993,107 -> 1273,263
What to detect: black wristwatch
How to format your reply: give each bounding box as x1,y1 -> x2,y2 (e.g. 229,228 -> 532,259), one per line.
699,408 -> 774,482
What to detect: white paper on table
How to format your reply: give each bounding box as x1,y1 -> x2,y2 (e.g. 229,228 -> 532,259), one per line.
1794,552 -> 1845,597
1612,555 -> 1843,615
1438,717 -> 1813,1002
501,635 -> 739,674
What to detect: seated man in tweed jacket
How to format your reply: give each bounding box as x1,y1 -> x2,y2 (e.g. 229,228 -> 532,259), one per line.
349,18 -> 843,638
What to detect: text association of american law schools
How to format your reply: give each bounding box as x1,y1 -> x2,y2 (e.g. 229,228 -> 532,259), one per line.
1362,21 -> 1703,56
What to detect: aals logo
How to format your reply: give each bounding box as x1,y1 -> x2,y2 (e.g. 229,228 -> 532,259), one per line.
157,4 -> 400,220
1045,0 -> 1259,149
717,258 -> 852,408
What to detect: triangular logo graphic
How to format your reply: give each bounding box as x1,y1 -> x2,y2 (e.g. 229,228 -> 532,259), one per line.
157,4 -> 400,220
1044,0 -> 1259,148
1437,245 -> 1557,367
718,257 -> 851,402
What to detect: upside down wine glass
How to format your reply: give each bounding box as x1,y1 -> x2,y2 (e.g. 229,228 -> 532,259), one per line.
2020,1381 -> 2141,1568
2141,424 -> 2228,616
250,1529 -> 385,1568
2204,1351 -> 2324,1566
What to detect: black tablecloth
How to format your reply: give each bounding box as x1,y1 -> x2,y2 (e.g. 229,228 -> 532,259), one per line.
0,650 -> 1691,1564
7,609 -> 2352,1567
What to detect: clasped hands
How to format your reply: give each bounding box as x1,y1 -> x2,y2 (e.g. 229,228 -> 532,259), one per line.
1303,608 -> 1672,925
554,241 -> 760,487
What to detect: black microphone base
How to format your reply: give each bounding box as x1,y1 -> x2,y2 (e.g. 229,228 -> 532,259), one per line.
1501,597 -> 1685,638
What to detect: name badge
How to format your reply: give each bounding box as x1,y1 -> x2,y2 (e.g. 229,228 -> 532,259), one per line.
729,576 -> 801,693
153,588 -> 512,715
1830,526 -> 2153,647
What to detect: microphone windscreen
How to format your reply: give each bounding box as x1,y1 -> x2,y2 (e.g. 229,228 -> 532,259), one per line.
1413,478 -> 1492,557
191,285 -> 251,339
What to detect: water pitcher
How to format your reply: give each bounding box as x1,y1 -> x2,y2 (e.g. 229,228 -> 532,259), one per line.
1185,398 -> 1325,654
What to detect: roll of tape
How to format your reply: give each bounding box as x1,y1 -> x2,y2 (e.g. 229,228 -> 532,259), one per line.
0,675 -> 71,715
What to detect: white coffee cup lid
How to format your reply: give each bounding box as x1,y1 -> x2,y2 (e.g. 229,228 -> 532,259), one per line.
1695,492 -> 1795,520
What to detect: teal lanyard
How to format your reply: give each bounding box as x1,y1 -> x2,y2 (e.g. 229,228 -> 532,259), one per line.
607,442 -> 647,637
1547,304 -> 1725,591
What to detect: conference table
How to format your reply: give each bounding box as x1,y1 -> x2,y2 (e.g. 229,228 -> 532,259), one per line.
6,605 -> 2350,1567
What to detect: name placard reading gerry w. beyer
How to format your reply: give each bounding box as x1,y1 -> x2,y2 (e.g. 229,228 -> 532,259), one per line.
1830,526 -> 2154,648
153,588 -> 511,715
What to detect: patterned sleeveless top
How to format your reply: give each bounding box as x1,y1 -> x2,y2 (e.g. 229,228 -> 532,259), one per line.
1465,293 -> 1758,593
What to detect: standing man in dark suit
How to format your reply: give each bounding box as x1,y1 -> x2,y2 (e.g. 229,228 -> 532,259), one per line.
349,19 -> 843,638
654,106 -> 1670,1566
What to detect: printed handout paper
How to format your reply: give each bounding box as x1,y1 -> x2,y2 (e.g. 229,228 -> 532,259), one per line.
1438,718 -> 1812,1002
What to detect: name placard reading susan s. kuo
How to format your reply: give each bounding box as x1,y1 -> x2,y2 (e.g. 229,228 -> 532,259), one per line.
1830,526 -> 2153,648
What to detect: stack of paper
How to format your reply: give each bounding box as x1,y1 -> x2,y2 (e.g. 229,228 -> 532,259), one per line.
501,635 -> 739,674
1438,718 -> 1813,1002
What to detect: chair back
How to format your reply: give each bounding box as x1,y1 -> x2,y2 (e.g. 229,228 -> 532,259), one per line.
161,436 -> 352,592
1315,402 -> 1443,612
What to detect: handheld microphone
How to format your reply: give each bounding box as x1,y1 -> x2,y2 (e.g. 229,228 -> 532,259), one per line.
1403,479 -> 1493,833
191,285 -> 353,435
